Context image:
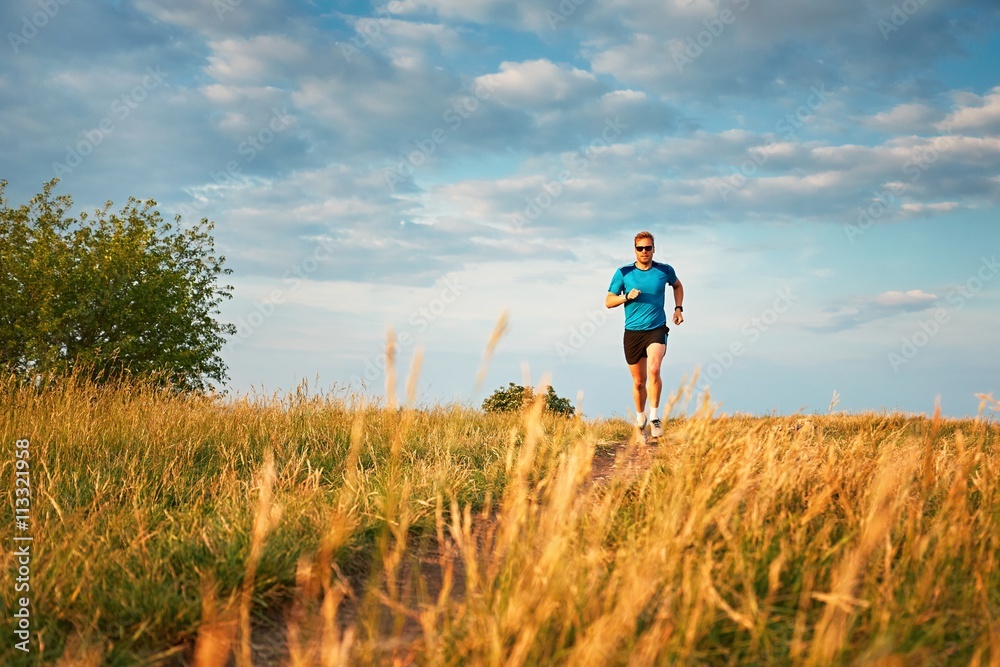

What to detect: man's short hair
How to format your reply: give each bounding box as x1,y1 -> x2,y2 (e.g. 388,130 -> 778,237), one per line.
634,231 -> 654,246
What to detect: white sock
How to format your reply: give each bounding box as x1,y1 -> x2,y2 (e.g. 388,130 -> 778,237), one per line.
649,406 -> 659,421
636,410 -> 646,424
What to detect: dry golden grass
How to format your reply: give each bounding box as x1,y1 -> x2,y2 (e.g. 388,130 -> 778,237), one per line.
2,369 -> 999,666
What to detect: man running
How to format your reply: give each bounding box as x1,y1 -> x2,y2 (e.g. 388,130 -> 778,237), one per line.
606,231 -> 684,437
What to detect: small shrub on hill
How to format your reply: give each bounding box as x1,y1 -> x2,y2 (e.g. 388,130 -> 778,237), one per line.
482,382 -> 575,417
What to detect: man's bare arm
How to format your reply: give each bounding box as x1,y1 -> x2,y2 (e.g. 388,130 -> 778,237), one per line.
671,279 -> 684,325
606,289 -> 639,308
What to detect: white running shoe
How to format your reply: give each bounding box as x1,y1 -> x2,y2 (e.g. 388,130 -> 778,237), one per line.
650,419 -> 663,437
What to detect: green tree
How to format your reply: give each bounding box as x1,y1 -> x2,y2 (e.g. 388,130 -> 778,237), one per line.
543,385 -> 574,417
0,179 -> 235,391
482,382 -> 575,417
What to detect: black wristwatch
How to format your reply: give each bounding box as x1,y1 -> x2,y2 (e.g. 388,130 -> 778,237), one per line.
674,305 -> 683,312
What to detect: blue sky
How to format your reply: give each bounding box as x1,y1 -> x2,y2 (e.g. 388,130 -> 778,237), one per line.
2,0 -> 998,418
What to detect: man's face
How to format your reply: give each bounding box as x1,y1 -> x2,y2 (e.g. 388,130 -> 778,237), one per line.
634,238 -> 654,260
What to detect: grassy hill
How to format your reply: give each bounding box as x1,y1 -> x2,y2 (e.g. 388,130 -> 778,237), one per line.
2,374 -> 998,666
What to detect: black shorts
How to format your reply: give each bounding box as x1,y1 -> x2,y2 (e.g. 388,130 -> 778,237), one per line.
623,325 -> 668,365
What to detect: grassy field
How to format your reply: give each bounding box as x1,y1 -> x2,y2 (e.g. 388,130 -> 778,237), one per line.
2,373 -> 999,666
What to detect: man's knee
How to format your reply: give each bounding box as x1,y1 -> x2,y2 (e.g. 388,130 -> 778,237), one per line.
633,378 -> 646,391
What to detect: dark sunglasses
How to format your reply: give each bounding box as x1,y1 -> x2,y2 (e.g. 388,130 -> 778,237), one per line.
635,245 -> 653,252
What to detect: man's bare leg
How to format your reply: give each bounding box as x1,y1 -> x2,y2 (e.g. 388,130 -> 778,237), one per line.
646,342 -> 666,434
628,361 -> 647,424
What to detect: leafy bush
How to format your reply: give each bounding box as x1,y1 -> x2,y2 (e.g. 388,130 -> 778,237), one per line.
482,382 -> 575,417
543,386 -> 575,417
0,179 -> 234,391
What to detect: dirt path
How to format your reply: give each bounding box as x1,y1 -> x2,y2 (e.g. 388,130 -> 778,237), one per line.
588,436 -> 656,487
189,439 -> 651,666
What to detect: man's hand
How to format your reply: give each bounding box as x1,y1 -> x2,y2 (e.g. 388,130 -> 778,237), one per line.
626,288 -> 640,302
672,309 -> 684,325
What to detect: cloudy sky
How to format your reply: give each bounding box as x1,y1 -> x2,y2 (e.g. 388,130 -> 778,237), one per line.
3,0 -> 999,418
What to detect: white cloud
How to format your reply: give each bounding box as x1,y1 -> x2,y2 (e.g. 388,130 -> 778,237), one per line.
386,0 -> 597,31
583,0 -> 997,105
898,202 -> 961,217
939,87 -> 1000,134
480,60 -> 602,108
874,290 -> 938,306
132,0 -> 296,37
810,289 -> 942,332
205,35 -> 311,84
865,103 -> 940,132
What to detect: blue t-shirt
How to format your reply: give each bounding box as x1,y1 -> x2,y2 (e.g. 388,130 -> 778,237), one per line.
608,261 -> 678,331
